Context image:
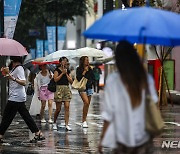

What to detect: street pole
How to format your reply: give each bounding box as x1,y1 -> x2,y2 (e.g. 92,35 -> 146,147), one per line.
55,0 -> 58,51
0,0 -> 4,37
0,0 -> 7,116
43,20 -> 46,57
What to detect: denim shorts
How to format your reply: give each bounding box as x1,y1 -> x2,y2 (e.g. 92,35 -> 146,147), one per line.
79,88 -> 93,96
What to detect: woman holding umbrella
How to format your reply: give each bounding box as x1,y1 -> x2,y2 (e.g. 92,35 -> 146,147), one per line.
53,57 -> 73,131
76,56 -> 95,128
0,56 -> 45,143
98,41 -> 158,153
36,64 -> 54,123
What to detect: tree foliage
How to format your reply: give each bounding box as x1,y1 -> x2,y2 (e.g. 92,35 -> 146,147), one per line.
132,0 -> 156,7
14,0 -> 89,50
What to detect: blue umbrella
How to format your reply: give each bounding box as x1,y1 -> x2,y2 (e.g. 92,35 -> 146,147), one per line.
83,7 -> 180,46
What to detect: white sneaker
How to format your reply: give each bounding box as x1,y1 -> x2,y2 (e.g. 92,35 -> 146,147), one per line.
82,121 -> 88,128
48,119 -> 53,124
65,125 -> 72,131
53,123 -> 57,130
41,119 -> 46,123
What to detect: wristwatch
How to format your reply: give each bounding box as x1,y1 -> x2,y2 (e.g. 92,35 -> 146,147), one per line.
13,78 -> 16,81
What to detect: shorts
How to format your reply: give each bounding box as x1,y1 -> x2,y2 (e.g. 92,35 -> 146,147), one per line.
39,86 -> 54,101
54,85 -> 72,102
79,88 -> 93,96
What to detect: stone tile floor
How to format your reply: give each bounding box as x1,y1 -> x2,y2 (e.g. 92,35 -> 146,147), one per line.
0,91 -> 179,154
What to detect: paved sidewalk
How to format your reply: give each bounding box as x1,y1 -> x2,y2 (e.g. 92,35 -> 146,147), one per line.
0,91 -> 179,153
167,90 -> 180,105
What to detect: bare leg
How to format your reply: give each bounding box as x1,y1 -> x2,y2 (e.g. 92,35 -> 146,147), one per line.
48,99 -> 53,120
40,100 -> 46,120
54,102 -> 62,123
64,101 -> 70,126
88,96 -> 92,104
80,93 -> 90,122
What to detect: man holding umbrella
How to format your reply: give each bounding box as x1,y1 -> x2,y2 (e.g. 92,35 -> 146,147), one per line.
0,56 -> 44,143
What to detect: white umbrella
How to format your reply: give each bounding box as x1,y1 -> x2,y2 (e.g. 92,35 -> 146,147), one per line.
44,50 -> 80,62
96,56 -> 115,64
76,47 -> 106,58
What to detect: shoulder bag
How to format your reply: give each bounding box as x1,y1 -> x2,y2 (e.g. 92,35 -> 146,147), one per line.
72,77 -> 88,91
47,78 -> 56,92
145,87 -> 165,137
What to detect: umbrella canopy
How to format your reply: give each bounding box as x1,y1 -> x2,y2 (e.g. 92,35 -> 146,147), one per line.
23,59 -> 56,74
96,56 -> 114,64
23,59 -> 40,74
76,47 -> 106,58
0,38 -> 28,56
44,50 -> 80,62
83,7 -> 180,46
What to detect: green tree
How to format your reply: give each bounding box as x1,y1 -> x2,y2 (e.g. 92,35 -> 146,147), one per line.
14,0 -> 90,50
132,0 -> 156,6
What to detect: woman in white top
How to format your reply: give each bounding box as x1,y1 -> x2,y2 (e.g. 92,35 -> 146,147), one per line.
99,41 -> 158,154
37,64 -> 54,123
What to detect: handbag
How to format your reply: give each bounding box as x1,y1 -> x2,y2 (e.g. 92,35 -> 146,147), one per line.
47,78 -> 56,92
26,83 -> 34,95
145,88 -> 165,137
72,77 -> 88,91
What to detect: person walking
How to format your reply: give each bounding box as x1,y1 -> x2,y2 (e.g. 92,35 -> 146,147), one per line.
76,56 -> 95,128
93,64 -> 102,93
53,57 -> 73,131
36,64 -> 54,123
98,41 -> 158,153
0,56 -> 45,143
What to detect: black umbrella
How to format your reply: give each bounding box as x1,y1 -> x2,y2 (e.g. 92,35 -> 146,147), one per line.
23,60 -> 55,74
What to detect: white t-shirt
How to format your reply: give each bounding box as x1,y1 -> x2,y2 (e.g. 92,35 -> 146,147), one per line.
8,66 -> 26,102
36,71 -> 51,89
101,72 -> 158,148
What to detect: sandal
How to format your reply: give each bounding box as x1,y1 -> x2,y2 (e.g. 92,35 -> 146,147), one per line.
30,132 -> 45,143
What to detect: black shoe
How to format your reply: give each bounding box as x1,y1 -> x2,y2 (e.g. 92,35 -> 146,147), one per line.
30,132 -> 45,143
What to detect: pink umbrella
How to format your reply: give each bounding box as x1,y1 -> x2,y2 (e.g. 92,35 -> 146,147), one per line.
0,38 -> 28,56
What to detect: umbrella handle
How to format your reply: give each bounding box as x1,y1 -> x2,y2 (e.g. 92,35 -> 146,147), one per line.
146,0 -> 150,7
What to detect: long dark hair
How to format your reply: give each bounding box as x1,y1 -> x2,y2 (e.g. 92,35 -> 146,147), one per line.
79,56 -> 88,71
10,56 -> 23,64
58,56 -> 68,67
115,41 -> 148,108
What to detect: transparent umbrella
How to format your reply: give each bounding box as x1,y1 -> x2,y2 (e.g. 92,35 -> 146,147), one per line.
44,50 -> 80,62
76,47 -> 106,58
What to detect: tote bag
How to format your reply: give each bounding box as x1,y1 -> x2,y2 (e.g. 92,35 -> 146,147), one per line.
72,77 -> 88,91
145,89 -> 165,136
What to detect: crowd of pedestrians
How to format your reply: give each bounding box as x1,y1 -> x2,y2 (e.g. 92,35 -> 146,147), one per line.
0,41 -> 161,154
28,56 -> 96,130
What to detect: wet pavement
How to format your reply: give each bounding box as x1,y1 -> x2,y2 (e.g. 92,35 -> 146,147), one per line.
0,90 -> 180,154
